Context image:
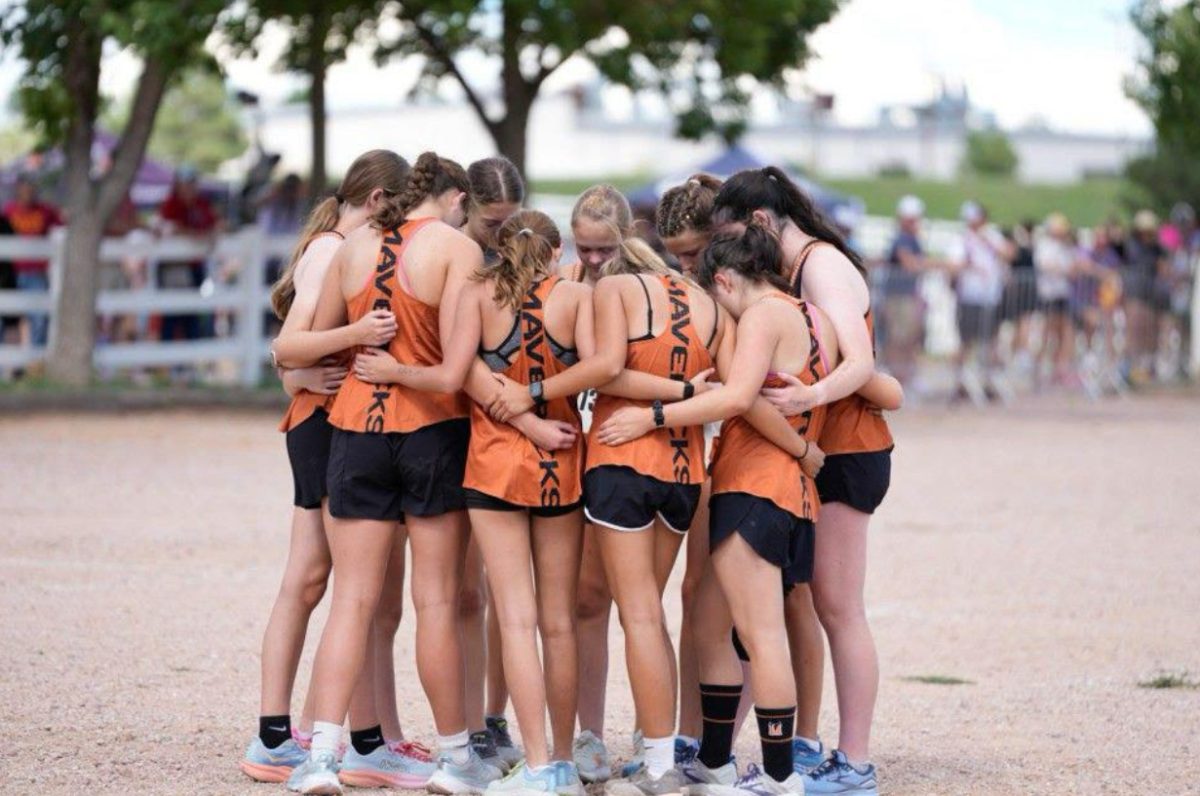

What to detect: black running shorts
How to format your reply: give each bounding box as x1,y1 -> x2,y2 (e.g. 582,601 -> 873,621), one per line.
464,488 -> 582,518
814,450 -> 892,515
327,419 -> 469,521
583,465 -> 701,534
286,408 -> 334,509
709,492 -> 816,586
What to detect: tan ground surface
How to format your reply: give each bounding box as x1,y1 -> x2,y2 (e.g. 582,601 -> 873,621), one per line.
1,394 -> 1198,795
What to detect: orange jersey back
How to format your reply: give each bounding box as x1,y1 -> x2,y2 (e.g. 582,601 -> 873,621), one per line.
464,277 -> 583,508
710,296 -> 830,520
328,218 -> 469,434
586,274 -> 714,485
790,243 -> 892,456
817,309 -> 893,454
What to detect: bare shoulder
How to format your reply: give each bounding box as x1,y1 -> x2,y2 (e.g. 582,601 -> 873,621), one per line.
557,261 -> 583,281
553,279 -> 593,301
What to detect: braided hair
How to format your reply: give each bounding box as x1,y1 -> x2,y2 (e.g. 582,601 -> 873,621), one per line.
373,151 -> 469,230
655,174 -> 723,239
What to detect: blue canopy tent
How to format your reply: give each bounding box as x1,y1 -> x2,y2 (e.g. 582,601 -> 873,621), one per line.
626,143 -> 860,217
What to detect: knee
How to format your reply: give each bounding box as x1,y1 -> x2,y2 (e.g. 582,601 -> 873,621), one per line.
616,601 -> 664,636
457,584 -> 487,620
735,622 -> 789,661
538,609 -> 576,644
576,585 -> 611,624
374,597 -> 403,636
281,562 -> 331,613
499,605 -> 539,639
812,591 -> 866,632
413,581 -> 459,616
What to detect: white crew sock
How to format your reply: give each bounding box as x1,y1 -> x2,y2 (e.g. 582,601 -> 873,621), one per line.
643,735 -> 675,778
438,729 -> 471,765
311,721 -> 343,758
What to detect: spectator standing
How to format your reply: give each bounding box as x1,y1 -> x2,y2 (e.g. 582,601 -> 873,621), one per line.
1124,210 -> 1166,384
0,212 -> 17,346
1003,219 -> 1037,370
156,165 -> 219,342
1161,203 -> 1197,378
2,174 -> 63,347
881,195 -> 930,388
1034,213 -> 1078,387
948,201 -> 1013,402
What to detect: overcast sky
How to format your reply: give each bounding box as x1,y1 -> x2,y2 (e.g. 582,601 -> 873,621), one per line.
0,0 -> 1151,137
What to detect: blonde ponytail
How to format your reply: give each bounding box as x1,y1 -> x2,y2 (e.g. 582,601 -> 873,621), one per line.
271,196 -> 340,319
477,210 -> 561,311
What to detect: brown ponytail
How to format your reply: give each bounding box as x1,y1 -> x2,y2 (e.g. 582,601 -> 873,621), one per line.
476,210 -> 562,311
271,149 -> 409,319
698,226 -> 790,292
374,151 -> 470,230
656,173 -> 723,239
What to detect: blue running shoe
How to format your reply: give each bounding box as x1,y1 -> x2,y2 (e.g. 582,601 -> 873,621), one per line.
241,736 -> 308,783
553,760 -> 587,796
618,730 -> 644,778
286,750 -> 343,795
572,731 -> 612,783
340,742 -> 437,789
791,737 -> 825,774
485,761 -> 560,795
675,736 -> 700,766
800,750 -> 878,796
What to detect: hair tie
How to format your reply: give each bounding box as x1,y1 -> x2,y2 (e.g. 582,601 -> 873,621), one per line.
687,178 -> 700,188
334,192 -> 345,204
518,227 -> 533,237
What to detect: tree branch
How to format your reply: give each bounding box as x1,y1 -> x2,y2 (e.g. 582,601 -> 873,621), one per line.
413,22 -> 496,135
98,56 -> 172,218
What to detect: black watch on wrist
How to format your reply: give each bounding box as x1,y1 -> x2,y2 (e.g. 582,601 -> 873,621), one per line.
652,399 -> 666,427
529,380 -> 546,405
682,381 -> 695,400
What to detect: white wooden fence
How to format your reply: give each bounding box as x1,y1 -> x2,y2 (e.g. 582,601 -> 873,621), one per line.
0,228 -> 292,384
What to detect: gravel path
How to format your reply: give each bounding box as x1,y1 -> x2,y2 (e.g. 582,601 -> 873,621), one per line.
1,395 -> 1198,794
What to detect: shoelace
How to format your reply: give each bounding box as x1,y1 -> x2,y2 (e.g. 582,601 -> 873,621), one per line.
389,740 -> 433,762
734,763 -> 764,787
807,756 -> 846,781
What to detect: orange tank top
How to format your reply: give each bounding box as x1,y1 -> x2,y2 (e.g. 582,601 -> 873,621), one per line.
710,295 -> 830,520
278,230 -> 345,432
328,218 -> 469,434
791,242 -> 893,455
586,274 -> 715,485
464,277 -> 583,508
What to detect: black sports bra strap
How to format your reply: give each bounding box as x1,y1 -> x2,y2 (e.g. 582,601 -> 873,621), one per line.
704,289 -> 719,350
635,274 -> 654,338
789,239 -> 822,296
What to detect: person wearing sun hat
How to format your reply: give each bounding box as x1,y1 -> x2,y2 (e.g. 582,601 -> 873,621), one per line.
1123,209 -> 1166,384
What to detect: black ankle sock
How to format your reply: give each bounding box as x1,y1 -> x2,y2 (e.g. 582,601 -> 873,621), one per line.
755,706 -> 796,782
258,714 -> 292,749
698,682 -> 743,769
351,724 -> 385,756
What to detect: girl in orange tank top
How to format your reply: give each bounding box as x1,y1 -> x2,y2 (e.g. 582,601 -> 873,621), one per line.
247,150 -> 439,782
278,152 -> 510,793
708,166 -> 903,784
596,226 -> 838,790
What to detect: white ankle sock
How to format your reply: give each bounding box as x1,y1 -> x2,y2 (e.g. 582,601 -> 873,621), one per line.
311,721 -> 342,757
438,730 -> 471,765
643,735 -> 675,778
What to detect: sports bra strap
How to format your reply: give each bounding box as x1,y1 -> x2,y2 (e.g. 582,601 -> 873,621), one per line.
788,239 -> 823,294
635,274 -> 654,338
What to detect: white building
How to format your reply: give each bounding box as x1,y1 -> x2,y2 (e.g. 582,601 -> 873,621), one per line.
256,84 -> 1149,184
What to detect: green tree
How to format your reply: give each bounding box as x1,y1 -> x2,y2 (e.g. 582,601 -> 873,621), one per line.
220,1 -> 382,198
106,69 -> 249,174
1125,0 -> 1200,211
963,129 -> 1018,177
1,0 -> 224,386
377,1 -> 843,179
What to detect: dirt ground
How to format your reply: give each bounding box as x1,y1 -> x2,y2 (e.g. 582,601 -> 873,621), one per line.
1,393 -> 1198,795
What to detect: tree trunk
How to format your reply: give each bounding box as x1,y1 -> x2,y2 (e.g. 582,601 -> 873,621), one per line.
491,112 -> 530,186
46,220 -> 104,385
308,7 -> 329,200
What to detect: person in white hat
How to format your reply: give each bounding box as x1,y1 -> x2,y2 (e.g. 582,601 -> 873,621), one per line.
946,201 -> 1014,402
1034,212 -> 1081,387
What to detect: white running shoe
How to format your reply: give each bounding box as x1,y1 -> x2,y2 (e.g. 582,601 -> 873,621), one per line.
428,748 -> 505,794
604,766 -> 685,796
286,751 -> 343,795
681,757 -> 738,795
707,764 -> 804,796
